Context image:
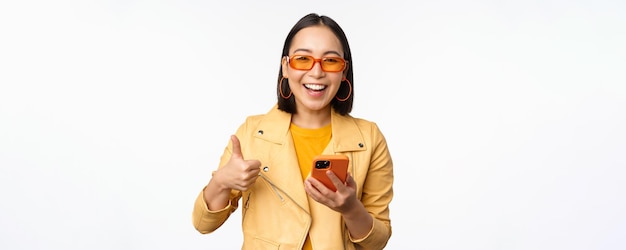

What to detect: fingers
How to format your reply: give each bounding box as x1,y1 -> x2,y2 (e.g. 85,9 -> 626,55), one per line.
326,170 -> 344,190
225,163 -> 260,191
345,172 -> 356,188
248,159 -> 262,171
306,176 -> 324,192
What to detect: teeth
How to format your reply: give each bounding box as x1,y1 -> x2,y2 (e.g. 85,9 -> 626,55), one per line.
304,84 -> 326,90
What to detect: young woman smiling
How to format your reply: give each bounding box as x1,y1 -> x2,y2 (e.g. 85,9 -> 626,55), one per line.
192,13 -> 394,250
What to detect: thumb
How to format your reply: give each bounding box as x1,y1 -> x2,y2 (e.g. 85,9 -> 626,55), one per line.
230,135 -> 244,159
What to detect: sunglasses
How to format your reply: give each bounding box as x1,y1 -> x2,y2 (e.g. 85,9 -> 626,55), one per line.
287,55 -> 347,72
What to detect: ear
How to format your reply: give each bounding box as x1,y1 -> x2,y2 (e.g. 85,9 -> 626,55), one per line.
281,56 -> 289,78
342,61 -> 350,79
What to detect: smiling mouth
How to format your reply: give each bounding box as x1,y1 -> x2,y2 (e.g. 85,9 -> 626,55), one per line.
304,84 -> 327,91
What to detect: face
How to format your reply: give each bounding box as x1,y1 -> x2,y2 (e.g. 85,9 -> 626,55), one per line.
282,25 -> 347,114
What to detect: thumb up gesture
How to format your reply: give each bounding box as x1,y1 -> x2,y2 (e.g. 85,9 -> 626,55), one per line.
214,135 -> 261,191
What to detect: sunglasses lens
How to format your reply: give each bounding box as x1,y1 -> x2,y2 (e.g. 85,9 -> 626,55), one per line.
290,55 -> 314,70
321,58 -> 345,72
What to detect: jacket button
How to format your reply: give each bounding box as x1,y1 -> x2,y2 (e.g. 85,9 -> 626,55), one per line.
263,166 -> 269,172
258,130 -> 264,135
358,143 -> 364,148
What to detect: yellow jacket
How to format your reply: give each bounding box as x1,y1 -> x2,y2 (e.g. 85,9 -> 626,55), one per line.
192,105 -> 394,250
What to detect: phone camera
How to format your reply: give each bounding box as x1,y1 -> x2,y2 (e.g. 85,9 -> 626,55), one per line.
315,160 -> 330,169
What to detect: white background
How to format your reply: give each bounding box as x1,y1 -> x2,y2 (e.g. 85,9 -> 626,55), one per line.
1,0 -> 625,249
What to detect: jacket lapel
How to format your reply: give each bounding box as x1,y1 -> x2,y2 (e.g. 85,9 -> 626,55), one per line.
328,109 -> 368,153
252,106 -> 310,212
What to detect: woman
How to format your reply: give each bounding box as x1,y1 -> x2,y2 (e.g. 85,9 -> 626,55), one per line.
192,13 -> 394,250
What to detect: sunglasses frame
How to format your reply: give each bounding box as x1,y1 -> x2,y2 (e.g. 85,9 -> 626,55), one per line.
286,55 -> 347,73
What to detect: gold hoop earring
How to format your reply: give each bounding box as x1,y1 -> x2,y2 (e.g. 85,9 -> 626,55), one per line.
336,78 -> 352,101
279,77 -> 292,99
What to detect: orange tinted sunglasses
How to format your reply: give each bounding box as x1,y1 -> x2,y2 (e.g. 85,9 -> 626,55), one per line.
287,55 -> 347,72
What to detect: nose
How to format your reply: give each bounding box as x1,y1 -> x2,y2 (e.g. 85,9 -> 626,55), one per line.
308,60 -> 324,77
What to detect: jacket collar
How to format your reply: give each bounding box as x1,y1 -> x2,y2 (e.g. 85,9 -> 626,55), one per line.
254,105 -> 367,153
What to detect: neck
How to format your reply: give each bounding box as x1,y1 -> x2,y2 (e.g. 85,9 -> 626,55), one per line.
291,107 -> 331,129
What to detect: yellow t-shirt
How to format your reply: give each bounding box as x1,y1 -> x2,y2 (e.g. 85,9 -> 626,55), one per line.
290,123 -> 332,181
290,122 -> 331,250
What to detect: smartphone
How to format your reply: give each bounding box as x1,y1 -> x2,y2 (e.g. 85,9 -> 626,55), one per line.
310,155 -> 349,192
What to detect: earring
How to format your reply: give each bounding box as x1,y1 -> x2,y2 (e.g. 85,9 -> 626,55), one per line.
335,78 -> 352,101
279,77 -> 292,99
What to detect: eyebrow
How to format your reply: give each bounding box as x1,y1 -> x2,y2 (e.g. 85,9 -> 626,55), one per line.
292,48 -> 342,57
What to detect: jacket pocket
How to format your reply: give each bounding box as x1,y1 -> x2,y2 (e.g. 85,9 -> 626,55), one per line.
252,237 -> 279,249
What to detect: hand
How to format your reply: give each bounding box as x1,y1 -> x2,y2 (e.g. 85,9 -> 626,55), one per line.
305,172 -> 374,239
213,135 -> 261,191
304,171 -> 358,213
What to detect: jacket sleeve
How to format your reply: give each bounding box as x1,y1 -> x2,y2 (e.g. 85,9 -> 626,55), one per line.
191,187 -> 241,234
351,122 -> 394,249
